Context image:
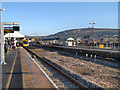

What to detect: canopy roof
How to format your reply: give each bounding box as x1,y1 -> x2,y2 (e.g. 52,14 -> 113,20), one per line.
67,37 -> 74,41
4,31 -> 25,38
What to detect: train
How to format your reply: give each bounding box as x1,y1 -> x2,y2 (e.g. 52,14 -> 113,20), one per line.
22,40 -> 29,47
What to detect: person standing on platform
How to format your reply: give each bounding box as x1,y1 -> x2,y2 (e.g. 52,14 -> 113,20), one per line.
4,39 -> 8,54
12,42 -> 15,49
9,41 -> 12,50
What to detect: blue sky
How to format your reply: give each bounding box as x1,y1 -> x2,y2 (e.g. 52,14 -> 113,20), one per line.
2,2 -> 118,36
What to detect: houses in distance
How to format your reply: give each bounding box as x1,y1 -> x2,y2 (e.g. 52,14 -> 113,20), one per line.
26,28 -> 119,48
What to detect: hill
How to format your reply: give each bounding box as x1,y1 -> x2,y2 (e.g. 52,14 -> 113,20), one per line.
40,28 -> 118,39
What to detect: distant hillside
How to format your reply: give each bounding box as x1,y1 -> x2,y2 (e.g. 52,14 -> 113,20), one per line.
40,28 -> 118,39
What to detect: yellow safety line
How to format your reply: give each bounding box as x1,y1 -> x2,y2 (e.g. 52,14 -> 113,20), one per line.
6,51 -> 18,89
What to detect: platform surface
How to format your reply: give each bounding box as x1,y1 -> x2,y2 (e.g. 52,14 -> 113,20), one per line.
2,47 -> 56,89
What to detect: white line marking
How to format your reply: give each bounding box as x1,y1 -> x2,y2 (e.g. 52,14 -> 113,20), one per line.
24,48 -> 59,89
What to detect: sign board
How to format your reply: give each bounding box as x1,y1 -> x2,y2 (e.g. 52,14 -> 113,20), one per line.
3,26 -> 20,35
4,29 -> 14,33
3,22 -> 20,25
13,26 -> 20,31
84,36 -> 89,39
99,44 -> 104,48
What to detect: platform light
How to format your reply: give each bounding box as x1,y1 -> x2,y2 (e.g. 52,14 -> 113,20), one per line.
89,22 -> 96,28
89,22 -> 96,48
0,9 -> 6,64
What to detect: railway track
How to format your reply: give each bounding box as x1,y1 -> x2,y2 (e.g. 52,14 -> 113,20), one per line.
24,46 -> 89,89
30,45 -> 119,69
24,45 -> 120,88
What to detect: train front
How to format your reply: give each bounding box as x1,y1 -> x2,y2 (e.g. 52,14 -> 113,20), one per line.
22,40 -> 29,47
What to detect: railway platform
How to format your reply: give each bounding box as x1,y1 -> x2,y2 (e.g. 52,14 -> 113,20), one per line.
2,47 -> 57,89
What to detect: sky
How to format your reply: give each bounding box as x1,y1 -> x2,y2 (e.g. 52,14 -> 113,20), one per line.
2,0 -> 120,2
2,2 -> 118,36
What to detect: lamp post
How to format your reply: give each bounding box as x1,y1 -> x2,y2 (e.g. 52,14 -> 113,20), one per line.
89,22 -> 96,28
89,22 -> 96,48
0,9 -> 6,64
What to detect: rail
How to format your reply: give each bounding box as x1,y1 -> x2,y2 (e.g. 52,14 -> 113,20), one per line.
24,47 -> 88,89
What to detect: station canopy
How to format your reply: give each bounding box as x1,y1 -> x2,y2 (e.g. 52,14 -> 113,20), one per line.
4,31 -> 25,38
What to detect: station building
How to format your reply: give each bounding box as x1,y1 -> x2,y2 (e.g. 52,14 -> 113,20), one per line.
58,37 -> 76,46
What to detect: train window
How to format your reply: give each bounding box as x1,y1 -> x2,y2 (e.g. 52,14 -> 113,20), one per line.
23,41 -> 28,44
